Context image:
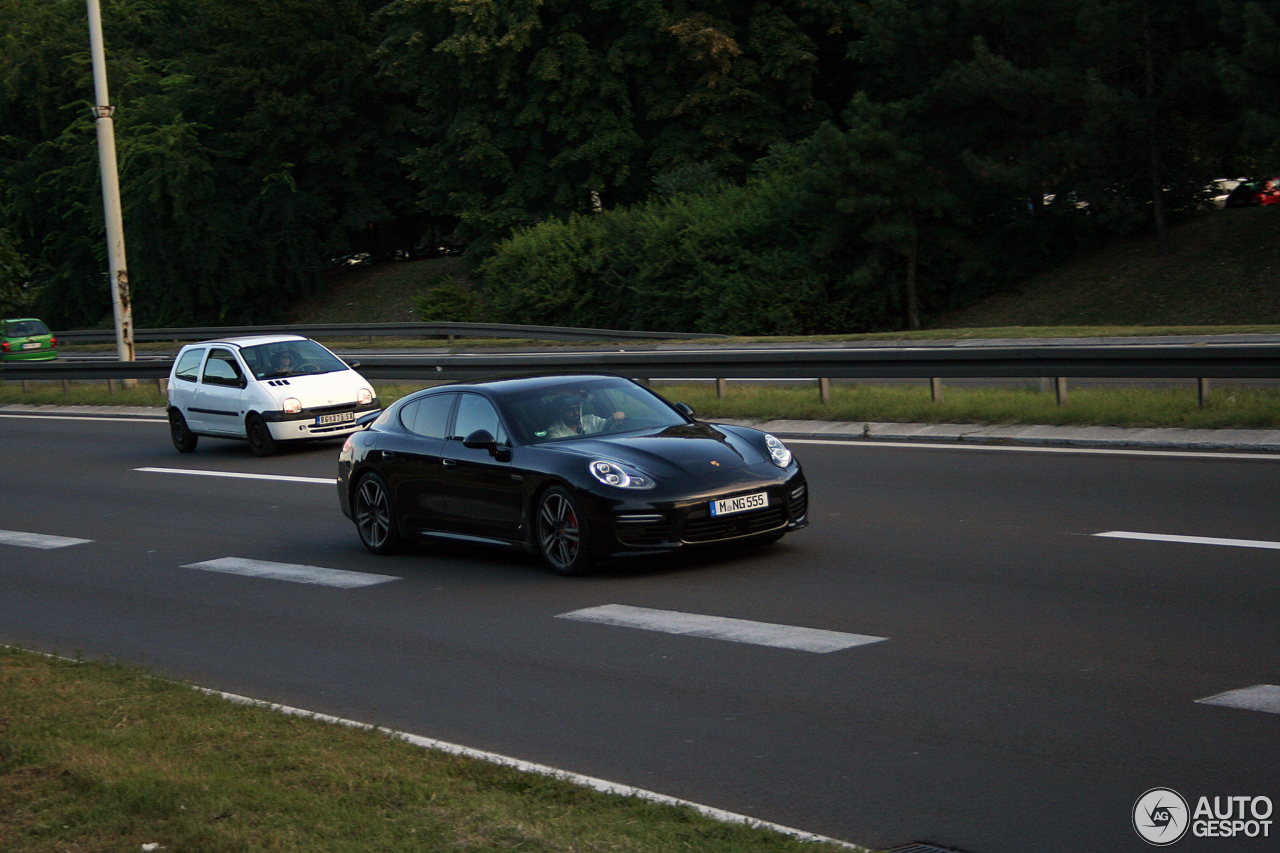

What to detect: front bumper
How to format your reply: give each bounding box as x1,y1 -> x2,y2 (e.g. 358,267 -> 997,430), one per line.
264,399 -> 381,440
588,467 -> 809,557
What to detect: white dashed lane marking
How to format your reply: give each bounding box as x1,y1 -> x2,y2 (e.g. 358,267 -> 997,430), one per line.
1196,685 -> 1280,715
558,604 -> 886,653
1095,531 -> 1280,551
182,557 -> 399,589
0,529 -> 93,549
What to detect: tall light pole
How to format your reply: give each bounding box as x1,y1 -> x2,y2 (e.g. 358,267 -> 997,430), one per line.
87,0 -> 136,374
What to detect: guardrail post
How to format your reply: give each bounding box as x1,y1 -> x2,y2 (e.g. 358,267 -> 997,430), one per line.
107,379 -> 115,395
716,378 -> 728,398
819,378 -> 831,403
1055,377 -> 1068,406
62,380 -> 70,394
930,378 -> 942,402
1198,378 -> 1210,409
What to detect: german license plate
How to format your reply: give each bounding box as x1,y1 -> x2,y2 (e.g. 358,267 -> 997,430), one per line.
21,342 -> 40,350
710,491 -> 768,517
315,412 -> 355,426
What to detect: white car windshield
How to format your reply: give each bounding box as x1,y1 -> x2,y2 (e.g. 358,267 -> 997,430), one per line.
245,340 -> 349,379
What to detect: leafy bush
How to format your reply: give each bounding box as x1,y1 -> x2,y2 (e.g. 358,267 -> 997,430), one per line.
413,276 -> 478,322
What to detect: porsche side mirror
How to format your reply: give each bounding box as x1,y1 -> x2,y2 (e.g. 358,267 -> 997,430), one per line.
463,428 -> 496,449
463,428 -> 510,461
674,402 -> 694,418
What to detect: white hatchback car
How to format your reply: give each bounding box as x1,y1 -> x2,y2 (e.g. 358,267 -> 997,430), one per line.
166,335 -> 379,456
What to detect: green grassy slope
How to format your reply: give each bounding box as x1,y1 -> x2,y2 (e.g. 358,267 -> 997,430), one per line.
930,206 -> 1280,329
292,206 -> 1280,332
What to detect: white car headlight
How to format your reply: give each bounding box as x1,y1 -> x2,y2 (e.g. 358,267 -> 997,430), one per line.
358,388 -> 373,405
283,397 -> 302,415
765,434 -> 792,467
589,460 -> 655,490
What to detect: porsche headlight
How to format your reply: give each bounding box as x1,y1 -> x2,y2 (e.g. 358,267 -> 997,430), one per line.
589,460 -> 655,490
283,397 -> 302,415
765,433 -> 792,468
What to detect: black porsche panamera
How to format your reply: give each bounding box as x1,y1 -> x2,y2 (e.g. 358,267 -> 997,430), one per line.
337,374 -> 808,575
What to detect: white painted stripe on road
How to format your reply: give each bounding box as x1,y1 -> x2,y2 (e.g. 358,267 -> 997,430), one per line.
787,438 -> 1280,461
204,689 -> 860,849
138,466 -> 335,485
182,557 -> 398,588
0,412 -> 163,423
558,604 -> 886,653
0,529 -> 92,549
1196,684 -> 1280,715
1095,531 -> 1280,551
1,645 -> 856,849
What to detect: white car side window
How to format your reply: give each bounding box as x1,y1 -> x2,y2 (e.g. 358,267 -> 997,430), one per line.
174,348 -> 204,382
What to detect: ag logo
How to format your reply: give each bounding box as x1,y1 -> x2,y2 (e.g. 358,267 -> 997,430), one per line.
1134,788 -> 1190,845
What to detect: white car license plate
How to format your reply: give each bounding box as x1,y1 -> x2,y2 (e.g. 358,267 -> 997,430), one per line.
315,412 -> 355,426
21,342 -> 40,350
710,491 -> 769,517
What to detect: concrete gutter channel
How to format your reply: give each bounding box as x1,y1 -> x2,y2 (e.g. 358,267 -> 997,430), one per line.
6,403 -> 1280,453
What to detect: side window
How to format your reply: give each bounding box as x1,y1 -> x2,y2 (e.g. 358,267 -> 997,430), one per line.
400,393 -> 455,439
452,394 -> 507,444
202,348 -> 245,387
173,348 -> 204,382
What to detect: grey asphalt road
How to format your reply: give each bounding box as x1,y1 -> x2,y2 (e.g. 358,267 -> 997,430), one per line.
0,411 -> 1276,853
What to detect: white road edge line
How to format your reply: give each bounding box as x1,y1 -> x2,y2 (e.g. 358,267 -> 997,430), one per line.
1195,684 -> 1280,715
558,604 -> 887,653
1095,531 -> 1280,551
786,438 -> 1280,461
182,557 -> 398,589
204,689 -> 864,849
0,529 -> 93,549
0,645 -> 861,850
137,466 -> 335,485
0,413 -> 163,423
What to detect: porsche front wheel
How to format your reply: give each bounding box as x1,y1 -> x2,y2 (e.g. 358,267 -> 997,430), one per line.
536,486 -> 592,576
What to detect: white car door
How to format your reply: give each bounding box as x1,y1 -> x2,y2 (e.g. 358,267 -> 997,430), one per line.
192,347 -> 248,436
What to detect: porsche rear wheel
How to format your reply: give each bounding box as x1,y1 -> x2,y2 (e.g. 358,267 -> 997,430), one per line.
536,486 -> 592,576
354,472 -> 407,554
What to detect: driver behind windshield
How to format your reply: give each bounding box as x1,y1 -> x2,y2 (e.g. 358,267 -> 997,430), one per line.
545,394 -> 625,438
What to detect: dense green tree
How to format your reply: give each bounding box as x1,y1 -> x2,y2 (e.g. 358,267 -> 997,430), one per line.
376,0 -> 853,245
1,0 -> 420,328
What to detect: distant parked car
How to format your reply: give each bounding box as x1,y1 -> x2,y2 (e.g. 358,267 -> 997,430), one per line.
0,318 -> 58,362
167,335 -> 379,456
1223,178 -> 1280,208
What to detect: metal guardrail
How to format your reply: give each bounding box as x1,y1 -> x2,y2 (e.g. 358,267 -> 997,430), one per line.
52,321 -> 727,344
4,343 -> 1280,383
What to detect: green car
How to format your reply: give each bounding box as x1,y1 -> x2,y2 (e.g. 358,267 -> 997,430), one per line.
0,318 -> 58,362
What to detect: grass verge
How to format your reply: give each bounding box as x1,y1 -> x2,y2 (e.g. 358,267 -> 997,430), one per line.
4,378 -> 1279,430
0,647 -> 856,853
653,381 -> 1280,430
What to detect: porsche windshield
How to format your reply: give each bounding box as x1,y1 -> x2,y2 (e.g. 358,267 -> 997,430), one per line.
502,378 -> 688,444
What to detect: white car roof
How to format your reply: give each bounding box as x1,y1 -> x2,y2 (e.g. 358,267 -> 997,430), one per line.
184,334 -> 307,349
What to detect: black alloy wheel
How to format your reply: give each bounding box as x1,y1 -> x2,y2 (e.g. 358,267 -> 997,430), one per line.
354,472 -> 407,555
536,485 -> 592,576
246,413 -> 277,457
169,409 -> 198,453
